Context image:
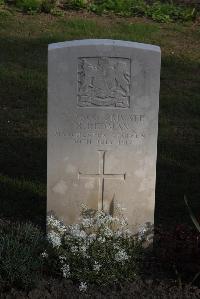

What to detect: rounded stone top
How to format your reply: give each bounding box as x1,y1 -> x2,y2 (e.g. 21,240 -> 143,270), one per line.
48,39 -> 161,53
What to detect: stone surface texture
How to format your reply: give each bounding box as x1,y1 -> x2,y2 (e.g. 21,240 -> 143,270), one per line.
48,39 -> 161,231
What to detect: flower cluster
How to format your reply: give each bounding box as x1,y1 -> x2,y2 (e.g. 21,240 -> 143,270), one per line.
79,281 -> 87,292
47,231 -> 61,248
137,222 -> 154,242
115,249 -> 129,263
46,206 -> 152,291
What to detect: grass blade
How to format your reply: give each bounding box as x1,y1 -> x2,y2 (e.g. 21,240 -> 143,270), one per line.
184,195 -> 200,233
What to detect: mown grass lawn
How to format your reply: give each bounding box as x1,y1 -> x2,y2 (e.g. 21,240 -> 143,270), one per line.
0,8 -> 200,231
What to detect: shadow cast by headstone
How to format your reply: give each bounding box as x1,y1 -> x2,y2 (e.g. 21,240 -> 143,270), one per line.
153,55 -> 200,277
0,136 -> 46,231
154,53 -> 200,230
0,175 -> 46,230
155,129 -> 200,229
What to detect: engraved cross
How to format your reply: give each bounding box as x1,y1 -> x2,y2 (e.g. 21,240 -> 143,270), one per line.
78,151 -> 126,210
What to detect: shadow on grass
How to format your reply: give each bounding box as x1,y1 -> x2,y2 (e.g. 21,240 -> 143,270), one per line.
155,53 -> 200,230
0,137 -> 46,231
155,138 -> 200,230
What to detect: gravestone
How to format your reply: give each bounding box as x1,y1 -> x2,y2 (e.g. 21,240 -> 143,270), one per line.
48,39 -> 161,231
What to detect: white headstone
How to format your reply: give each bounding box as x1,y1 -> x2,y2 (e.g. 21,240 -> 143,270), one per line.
48,39 -> 161,231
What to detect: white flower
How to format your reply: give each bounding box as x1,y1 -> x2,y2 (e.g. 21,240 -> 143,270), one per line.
69,224 -> 80,235
96,210 -> 106,218
41,251 -> 48,258
93,261 -> 101,272
59,255 -> 67,263
85,233 -> 96,246
80,245 -> 87,252
114,226 -> 131,238
104,214 -> 113,223
113,244 -> 120,250
69,224 -> 87,239
95,211 -> 108,226
115,249 -> 129,263
137,223 -> 154,241
79,230 -> 87,239
138,225 -> 147,237
104,227 -> 113,237
47,215 -> 67,235
120,218 -> 128,227
115,230 -> 123,237
96,218 -> 105,227
61,264 -> 70,278
124,228 -> 131,236
87,233 -> 96,244
81,217 -> 93,228
79,282 -> 87,292
47,231 -> 61,248
71,245 -> 78,253
98,236 -> 105,243
57,224 -> 67,234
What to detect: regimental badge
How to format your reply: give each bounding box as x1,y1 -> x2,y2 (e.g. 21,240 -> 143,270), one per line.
78,57 -> 130,108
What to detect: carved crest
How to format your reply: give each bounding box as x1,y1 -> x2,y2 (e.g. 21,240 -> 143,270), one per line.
78,57 -> 130,108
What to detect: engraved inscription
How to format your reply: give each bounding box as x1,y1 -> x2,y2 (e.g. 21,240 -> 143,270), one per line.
78,57 -> 131,108
55,112 -> 146,146
55,131 -> 145,145
78,151 -> 126,210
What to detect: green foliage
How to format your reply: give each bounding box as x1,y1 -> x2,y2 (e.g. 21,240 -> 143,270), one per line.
50,7 -> 64,15
0,220 -> 46,289
89,0 -> 133,15
146,2 -> 196,22
64,0 -> 87,10
0,5 -> 12,17
41,0 -> 57,12
89,0 -> 130,15
5,0 -> 198,22
130,0 -> 147,17
16,0 -> 42,12
0,9 -> 12,16
46,207 -> 153,288
92,0 -> 196,22
63,0 -> 197,23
